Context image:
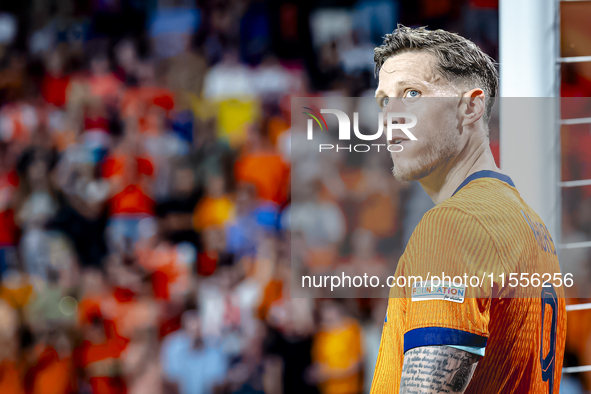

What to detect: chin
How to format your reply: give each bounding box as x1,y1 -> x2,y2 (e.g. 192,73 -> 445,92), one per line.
392,160 -> 438,182
392,167 -> 421,182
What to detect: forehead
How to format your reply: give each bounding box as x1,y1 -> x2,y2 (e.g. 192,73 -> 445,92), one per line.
377,51 -> 450,93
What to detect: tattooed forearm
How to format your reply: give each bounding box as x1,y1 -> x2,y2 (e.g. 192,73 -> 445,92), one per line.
399,346 -> 479,394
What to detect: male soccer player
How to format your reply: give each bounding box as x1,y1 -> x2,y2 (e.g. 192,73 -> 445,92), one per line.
370,26 -> 566,393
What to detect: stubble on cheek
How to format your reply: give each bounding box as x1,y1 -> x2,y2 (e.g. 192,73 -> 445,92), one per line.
391,129 -> 460,182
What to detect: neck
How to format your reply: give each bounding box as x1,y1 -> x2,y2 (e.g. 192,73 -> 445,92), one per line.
419,135 -> 499,205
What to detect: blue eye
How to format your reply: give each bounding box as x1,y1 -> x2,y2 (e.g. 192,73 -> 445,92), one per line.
406,90 -> 419,98
382,97 -> 389,107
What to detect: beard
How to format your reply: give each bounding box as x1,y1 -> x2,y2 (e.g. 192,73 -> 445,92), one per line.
391,131 -> 461,182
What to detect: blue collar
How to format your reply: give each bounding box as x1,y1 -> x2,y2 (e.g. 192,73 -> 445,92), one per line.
452,170 -> 515,197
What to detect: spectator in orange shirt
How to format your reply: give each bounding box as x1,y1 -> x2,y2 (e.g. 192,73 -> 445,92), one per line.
234,126 -> 289,205
87,53 -> 123,108
309,300 -> 363,394
120,60 -> 175,134
75,317 -> 128,394
41,49 -> 70,108
193,175 -> 235,232
102,137 -> 156,255
135,225 -> 196,303
25,330 -> 77,394
0,299 -> 22,394
0,360 -> 23,394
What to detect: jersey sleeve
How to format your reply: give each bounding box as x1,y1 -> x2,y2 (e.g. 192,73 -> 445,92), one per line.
400,206 -> 504,354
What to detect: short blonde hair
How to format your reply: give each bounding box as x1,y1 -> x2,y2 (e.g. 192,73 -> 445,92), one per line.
374,25 -> 499,124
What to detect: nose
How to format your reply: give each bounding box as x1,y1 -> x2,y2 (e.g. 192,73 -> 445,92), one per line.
383,112 -> 407,130
385,114 -> 406,126
383,97 -> 407,127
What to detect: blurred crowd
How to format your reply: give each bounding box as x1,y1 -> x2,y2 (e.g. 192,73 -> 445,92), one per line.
0,0 -> 589,393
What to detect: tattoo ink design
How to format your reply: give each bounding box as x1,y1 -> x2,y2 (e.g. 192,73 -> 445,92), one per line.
449,359 -> 472,392
399,346 -> 479,394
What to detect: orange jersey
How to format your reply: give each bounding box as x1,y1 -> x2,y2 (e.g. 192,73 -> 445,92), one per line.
371,171 -> 566,394
312,317 -> 363,394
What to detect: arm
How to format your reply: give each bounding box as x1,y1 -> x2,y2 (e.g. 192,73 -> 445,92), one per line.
399,346 -> 479,394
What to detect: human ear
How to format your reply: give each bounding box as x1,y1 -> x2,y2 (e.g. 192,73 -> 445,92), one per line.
460,88 -> 486,127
